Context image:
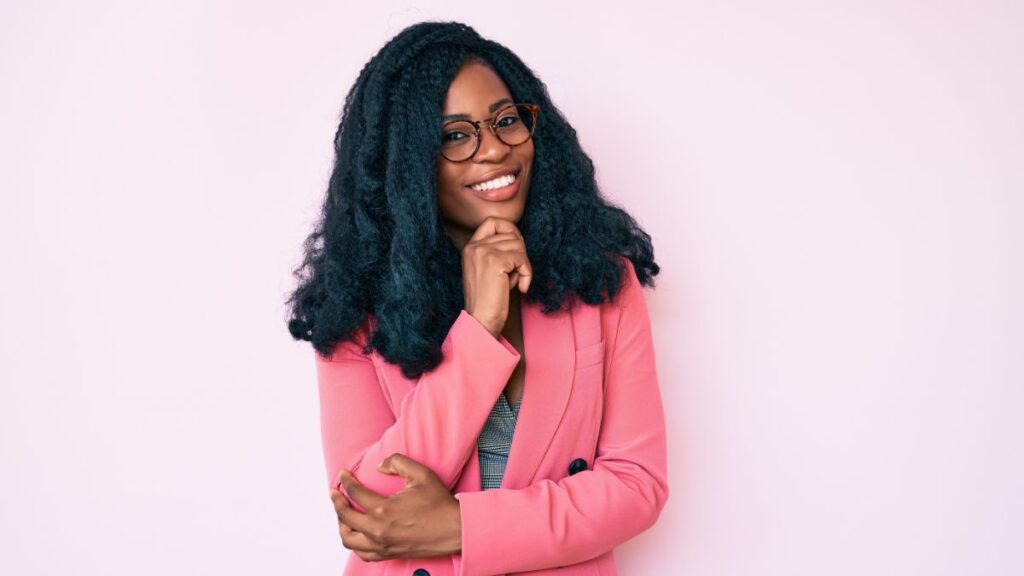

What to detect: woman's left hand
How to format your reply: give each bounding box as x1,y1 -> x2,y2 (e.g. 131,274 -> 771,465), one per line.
330,453 -> 462,561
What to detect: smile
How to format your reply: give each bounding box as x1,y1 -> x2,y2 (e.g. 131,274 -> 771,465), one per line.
466,167 -> 523,202
468,167 -> 520,191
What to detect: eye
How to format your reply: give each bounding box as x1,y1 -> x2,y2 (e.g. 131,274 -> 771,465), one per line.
495,115 -> 520,129
442,131 -> 469,143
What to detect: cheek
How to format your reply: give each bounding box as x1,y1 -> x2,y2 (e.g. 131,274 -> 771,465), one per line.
435,162 -> 456,192
517,144 -> 535,180
517,153 -> 535,196
435,167 -> 458,198
435,169 -> 472,219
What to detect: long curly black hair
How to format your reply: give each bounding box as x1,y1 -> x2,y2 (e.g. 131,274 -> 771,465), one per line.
286,20 -> 659,379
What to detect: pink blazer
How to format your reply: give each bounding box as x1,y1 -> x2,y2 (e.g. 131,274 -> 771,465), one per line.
316,258 -> 668,576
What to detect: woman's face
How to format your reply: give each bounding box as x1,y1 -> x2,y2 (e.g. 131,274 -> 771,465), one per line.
435,60 -> 534,249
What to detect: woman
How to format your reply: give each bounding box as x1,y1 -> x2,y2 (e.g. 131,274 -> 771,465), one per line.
286,20 -> 667,576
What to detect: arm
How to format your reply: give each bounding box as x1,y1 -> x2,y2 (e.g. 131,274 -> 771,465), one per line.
316,309 -> 521,502
452,260 -> 669,576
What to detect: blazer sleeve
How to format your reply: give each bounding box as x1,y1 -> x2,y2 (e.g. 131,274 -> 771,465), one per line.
316,309 -> 522,503
452,260 -> 669,576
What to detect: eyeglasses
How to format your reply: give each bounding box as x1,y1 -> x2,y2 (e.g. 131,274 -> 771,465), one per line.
439,103 -> 540,162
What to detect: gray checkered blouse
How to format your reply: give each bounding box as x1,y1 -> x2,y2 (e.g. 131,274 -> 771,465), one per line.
477,390 -> 522,490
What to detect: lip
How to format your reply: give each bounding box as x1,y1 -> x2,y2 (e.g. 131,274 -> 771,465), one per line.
465,165 -> 522,188
466,166 -> 523,202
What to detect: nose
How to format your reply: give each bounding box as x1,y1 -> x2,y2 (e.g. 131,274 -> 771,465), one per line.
473,124 -> 511,163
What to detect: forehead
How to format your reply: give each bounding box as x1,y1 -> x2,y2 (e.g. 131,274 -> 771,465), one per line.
441,61 -> 512,115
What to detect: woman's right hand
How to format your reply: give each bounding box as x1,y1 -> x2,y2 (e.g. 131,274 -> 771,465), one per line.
461,216 -> 533,338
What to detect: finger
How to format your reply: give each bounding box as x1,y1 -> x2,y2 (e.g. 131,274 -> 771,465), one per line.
331,488 -> 357,512
468,217 -> 521,243
378,453 -> 431,485
340,522 -> 382,557
474,238 -> 527,254
516,259 -> 532,292
498,250 -> 531,280
339,521 -> 371,548
477,248 -> 529,290
331,488 -> 355,518
485,250 -> 530,292
463,229 -> 526,253
508,252 -> 532,289
334,500 -> 382,552
518,269 -> 531,293
474,231 -> 520,243
338,470 -> 388,513
333,489 -> 376,534
355,549 -> 386,562
330,489 -> 351,519
474,233 -> 523,247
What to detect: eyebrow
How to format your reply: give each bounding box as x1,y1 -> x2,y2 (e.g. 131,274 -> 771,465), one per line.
441,98 -> 514,123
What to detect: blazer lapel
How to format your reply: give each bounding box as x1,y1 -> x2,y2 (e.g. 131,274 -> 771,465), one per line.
500,299 -> 576,488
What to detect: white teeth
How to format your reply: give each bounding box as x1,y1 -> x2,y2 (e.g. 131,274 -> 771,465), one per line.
470,172 -> 516,191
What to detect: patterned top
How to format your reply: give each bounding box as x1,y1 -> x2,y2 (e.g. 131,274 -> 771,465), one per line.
477,390 -> 522,490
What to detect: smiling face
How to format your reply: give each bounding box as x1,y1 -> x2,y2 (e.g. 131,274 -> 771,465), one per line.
435,58 -> 534,250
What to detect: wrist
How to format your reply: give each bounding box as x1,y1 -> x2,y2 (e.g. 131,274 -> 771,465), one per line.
445,498 -> 463,554
466,309 -> 503,339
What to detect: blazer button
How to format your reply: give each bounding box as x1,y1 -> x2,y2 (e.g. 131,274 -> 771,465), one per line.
412,569 -> 430,576
568,458 -> 588,476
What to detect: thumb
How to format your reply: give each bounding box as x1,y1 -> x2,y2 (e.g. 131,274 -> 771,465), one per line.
376,453 -> 423,484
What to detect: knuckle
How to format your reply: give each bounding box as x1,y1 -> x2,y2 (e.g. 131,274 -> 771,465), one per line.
368,526 -> 387,542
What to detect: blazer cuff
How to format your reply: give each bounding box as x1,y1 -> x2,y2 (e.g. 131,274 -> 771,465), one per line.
452,308 -> 520,360
453,488 -> 511,576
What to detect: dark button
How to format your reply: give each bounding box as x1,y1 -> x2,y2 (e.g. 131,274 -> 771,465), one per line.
568,458 -> 588,476
412,569 -> 430,576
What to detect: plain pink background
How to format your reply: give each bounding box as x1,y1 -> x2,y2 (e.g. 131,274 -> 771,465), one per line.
2,1 -> 1022,575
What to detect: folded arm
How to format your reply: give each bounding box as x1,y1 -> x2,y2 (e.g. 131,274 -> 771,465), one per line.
316,309 -> 521,501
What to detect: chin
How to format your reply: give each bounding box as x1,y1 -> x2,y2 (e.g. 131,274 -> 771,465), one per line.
470,187 -> 528,221
473,203 -> 524,224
